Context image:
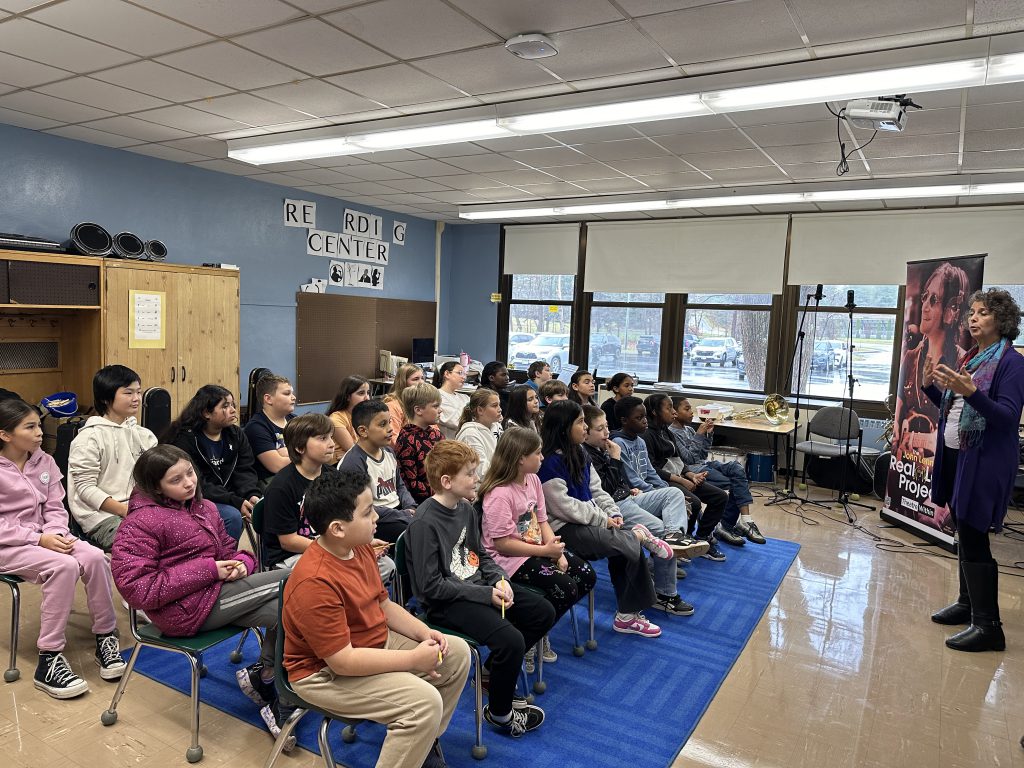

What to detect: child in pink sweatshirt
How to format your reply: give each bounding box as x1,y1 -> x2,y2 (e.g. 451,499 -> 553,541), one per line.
0,398 -> 123,699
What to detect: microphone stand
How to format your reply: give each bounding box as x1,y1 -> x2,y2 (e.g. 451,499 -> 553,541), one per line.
834,290 -> 876,521
767,285 -> 825,507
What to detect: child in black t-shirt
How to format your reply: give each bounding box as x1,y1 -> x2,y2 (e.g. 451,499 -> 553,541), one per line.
243,374 -> 296,488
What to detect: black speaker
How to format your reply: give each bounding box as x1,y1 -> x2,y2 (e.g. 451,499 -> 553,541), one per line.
65,222 -> 112,256
7,261 -> 100,306
112,231 -> 145,260
0,260 -> 9,303
144,239 -> 167,261
806,454 -> 873,494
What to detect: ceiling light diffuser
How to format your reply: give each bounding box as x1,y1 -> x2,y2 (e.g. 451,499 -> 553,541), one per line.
228,137 -> 361,165
498,94 -> 711,134
347,120 -> 513,151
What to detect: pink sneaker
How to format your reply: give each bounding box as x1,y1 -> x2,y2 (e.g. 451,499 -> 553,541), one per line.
630,523 -> 673,560
613,612 -> 662,638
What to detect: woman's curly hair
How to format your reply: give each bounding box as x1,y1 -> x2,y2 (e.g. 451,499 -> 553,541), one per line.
966,288 -> 1021,342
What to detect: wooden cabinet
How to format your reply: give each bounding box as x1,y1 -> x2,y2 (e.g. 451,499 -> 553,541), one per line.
0,250 -> 239,413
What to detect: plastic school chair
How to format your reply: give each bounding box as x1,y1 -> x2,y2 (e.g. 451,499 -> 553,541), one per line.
1,573 -> 23,682
101,607 -> 263,763
262,577 -> 359,768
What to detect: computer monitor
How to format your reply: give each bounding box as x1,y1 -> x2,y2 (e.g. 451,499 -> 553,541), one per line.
412,337 -> 434,364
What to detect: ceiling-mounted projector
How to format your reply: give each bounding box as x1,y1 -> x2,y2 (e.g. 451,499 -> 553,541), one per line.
505,33 -> 557,60
845,95 -> 921,132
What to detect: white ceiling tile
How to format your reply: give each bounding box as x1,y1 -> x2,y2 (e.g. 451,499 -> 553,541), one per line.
593,212 -> 652,220
968,82 -> 1024,105
783,161 -> 866,180
568,67 -> 681,93
814,200 -> 886,210
0,18 -> 136,71
862,132 -> 960,159
506,146 -> 589,167
160,136 -> 227,158
442,154 -> 523,173
185,93 -> 309,125
133,0 -> 304,37
447,0 -> 623,37
706,166 -> 788,184
208,126 -> 270,140
245,160 -> 318,172
234,18 -> 395,76
351,149 -> 425,163
43,124 -> 139,148
0,1 -> 48,10
125,143 -> 208,163
285,168 -> 361,184
381,177 -> 452,193
692,205 -> 762,215
429,173 -> 505,190
975,0 -> 1024,23
249,171 -> 314,187
964,128 -> 1024,152
381,158 -> 469,176
900,107 -> 962,136
342,180 -> 405,195
539,163 -> 626,181
390,97 -> 482,115
616,1 -> 720,16
83,115 -> 194,141
655,129 -> 755,154
0,83 -> 13,96
761,142 -> 839,164
0,52 -> 69,88
727,103 -> 834,127
681,148 -> 777,170
475,83 -> 573,104
576,176 -> 656,193
544,125 -> 643,143
962,149 -> 1024,171
372,192 -> 439,205
637,0 -> 804,66
30,0 -> 213,56
318,164 -> 407,182
36,77 -> 170,113
0,106 -> 61,129
868,155 -> 960,174
637,115 -> 735,136
157,42 -> 305,90
91,61 -> 232,102
327,64 -> 465,107
577,138 -> 670,161
473,135 -> 563,151
415,45 -> 560,95
913,89 -> 965,109
542,22 -> 670,81
471,187 -> 536,201
0,90 -> 113,122
261,118 -> 336,133
607,156 -> 697,176
480,169 -> 560,185
376,204 -> 431,214
319,107 -> 403,124
788,0 -> 964,46
741,120 -> 838,147
881,197 -> 964,209
512,181 -> 590,197
325,0 -> 499,59
415,142 -> 491,158
253,79 -> 379,117
424,190 -> 489,203
189,158 -> 267,175
966,101 -> 1024,131
755,202 -> 819,213
135,104 -> 249,133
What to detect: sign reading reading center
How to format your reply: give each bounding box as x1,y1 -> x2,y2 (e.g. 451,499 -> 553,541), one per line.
306,228 -> 390,264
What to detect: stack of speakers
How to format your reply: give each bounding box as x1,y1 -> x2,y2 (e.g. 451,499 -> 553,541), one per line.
65,222 -> 166,261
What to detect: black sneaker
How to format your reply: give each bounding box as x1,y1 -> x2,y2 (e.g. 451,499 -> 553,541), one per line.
484,703 -> 545,737
715,524 -> 747,547
259,697 -> 298,753
34,652 -> 89,699
662,531 -> 711,559
237,661 -> 277,706
702,539 -> 727,562
95,631 -> 126,680
473,672 -> 528,709
653,593 -> 695,616
676,564 -> 687,579
742,521 -> 767,544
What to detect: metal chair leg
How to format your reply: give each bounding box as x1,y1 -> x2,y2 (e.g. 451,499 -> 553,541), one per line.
101,642 -> 143,724
229,629 -> 248,663
4,581 -> 20,682
262,706 -> 307,768
569,604 -> 584,657
318,717 -> 336,768
185,653 -> 204,762
586,590 -> 597,651
470,646 -> 487,759
533,639 -> 546,694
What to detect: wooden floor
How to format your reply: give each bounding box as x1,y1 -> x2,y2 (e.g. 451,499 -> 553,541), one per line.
1,487 -> 1022,768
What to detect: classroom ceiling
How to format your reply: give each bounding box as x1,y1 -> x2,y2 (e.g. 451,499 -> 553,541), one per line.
3,0 -> 1024,222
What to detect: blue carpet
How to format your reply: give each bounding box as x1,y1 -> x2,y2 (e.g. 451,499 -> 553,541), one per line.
132,537 -> 799,768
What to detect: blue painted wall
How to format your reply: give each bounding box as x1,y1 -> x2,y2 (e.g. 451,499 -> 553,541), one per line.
438,222 -> 500,363
0,123 -> 437,403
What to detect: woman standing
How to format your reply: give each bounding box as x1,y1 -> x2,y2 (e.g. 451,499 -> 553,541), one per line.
925,288 -> 1024,652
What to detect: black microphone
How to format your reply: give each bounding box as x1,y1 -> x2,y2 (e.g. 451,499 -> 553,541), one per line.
815,284 -> 823,302
845,289 -> 856,309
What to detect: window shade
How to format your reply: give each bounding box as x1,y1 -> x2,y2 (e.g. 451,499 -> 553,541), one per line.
584,217 -> 788,294
789,206 -> 1024,285
503,224 -> 580,275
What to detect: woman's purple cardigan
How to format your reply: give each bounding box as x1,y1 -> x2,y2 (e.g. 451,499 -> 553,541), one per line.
923,345 -> 1024,533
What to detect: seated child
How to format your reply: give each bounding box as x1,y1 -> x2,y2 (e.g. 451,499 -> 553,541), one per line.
383,364 -> 426,448
480,427 -> 596,671
504,384 -> 542,433
243,373 -> 296,489
568,370 -> 597,407
396,382 -> 445,505
433,362 -> 469,439
525,361 -> 552,393
600,373 -> 635,432
455,388 -> 503,481
406,440 -> 553,737
68,364 -> 158,551
670,396 -> 765,544
283,470 -> 471,768
480,361 -> 512,414
0,398 -> 125,699
537,400 -> 669,638
538,379 -> 569,409
581,405 -> 706,616
111,445 -> 292,745
339,400 -> 416,544
326,375 -> 371,460
165,384 -> 258,541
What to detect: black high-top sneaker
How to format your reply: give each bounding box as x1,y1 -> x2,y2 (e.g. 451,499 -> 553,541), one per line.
95,631 -> 127,680
35,651 -> 89,699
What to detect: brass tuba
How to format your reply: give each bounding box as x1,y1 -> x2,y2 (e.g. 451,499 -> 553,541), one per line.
735,393 -> 790,424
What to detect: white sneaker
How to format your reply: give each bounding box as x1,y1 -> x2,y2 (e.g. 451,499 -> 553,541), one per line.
541,636 -> 557,663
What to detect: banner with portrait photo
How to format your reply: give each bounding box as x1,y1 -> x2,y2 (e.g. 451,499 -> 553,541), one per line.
882,254 -> 986,546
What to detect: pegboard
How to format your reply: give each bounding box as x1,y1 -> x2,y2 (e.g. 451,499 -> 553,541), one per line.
8,261 -> 100,306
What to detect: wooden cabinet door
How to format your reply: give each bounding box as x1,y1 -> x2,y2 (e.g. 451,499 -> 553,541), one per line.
177,271 -> 239,396
104,265 -> 179,396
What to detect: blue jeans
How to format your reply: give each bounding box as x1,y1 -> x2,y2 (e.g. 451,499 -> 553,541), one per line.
617,487 -> 688,597
214,503 -> 244,542
699,460 -> 753,527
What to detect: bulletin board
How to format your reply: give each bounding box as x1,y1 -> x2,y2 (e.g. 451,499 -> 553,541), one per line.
296,292 -> 436,403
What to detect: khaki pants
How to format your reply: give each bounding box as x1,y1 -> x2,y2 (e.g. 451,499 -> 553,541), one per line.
292,630 -> 470,768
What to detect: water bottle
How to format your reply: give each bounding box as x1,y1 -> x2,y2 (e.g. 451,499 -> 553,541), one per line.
459,350 -> 469,369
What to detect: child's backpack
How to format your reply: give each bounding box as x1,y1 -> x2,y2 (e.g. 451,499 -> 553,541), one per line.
142,387 -> 172,438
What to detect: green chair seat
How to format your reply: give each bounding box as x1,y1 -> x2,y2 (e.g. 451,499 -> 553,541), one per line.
137,622 -> 248,653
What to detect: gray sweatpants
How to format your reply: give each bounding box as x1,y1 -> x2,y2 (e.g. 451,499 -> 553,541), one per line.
198,569 -> 290,668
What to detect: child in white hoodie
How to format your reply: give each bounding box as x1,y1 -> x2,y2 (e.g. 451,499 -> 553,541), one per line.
455,388 -> 503,481
68,365 -> 157,551
0,398 -> 124,699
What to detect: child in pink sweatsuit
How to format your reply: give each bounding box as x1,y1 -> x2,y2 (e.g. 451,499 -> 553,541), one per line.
0,398 -> 123,699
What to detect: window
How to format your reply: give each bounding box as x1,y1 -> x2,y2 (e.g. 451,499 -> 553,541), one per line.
791,285 -> 898,403
589,292 -> 665,382
507,274 -> 574,373
682,295 -> 773,393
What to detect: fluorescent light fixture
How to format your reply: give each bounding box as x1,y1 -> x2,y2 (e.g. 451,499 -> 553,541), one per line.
700,59 -> 988,113
228,137 -> 361,165
804,185 -> 968,202
986,52 -> 1024,84
498,94 -> 711,134
969,181 -> 1024,196
347,120 -> 512,151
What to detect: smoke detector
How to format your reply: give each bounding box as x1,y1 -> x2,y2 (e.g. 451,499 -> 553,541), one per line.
505,33 -> 557,60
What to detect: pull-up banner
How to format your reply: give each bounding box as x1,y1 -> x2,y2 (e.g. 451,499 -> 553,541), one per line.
881,253 -> 986,549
